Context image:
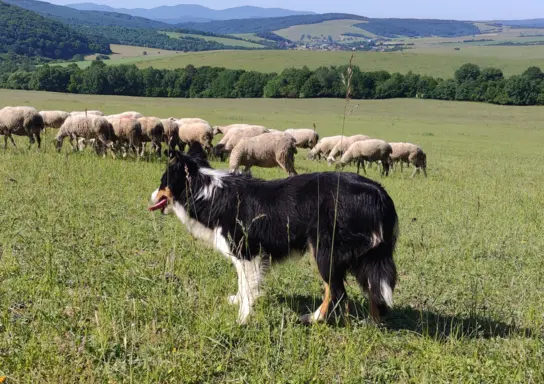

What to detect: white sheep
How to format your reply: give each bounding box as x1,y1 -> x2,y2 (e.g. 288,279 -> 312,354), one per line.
0,106 -> 44,150
108,117 -> 142,158
229,132 -> 297,176
390,142 -> 427,178
212,123 -> 262,136
56,115 -> 116,157
39,110 -> 70,129
327,134 -> 371,165
213,125 -> 269,160
339,139 -> 393,176
138,117 -> 164,157
109,111 -> 143,119
284,128 -> 319,149
177,120 -> 214,152
70,110 -> 104,116
307,135 -> 346,160
160,118 -> 182,152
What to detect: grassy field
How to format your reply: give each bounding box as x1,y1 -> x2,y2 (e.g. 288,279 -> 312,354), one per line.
163,32 -> 264,49
57,45 -> 544,77
85,44 -> 180,61
1,89 -> 544,382
275,19 -> 378,41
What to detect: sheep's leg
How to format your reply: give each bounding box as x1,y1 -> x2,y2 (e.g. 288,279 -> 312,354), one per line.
410,167 -> 419,178
400,162 -> 404,173
3,135 -> 7,151
422,167 -> 427,178
27,134 -> 35,150
35,132 -> 41,149
360,160 -> 367,175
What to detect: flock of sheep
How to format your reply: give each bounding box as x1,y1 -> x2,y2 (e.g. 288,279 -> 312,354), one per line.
0,106 -> 427,178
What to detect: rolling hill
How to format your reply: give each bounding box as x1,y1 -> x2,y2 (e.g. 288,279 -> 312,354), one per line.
66,3 -> 315,24
0,2 -> 110,60
2,0 -> 170,29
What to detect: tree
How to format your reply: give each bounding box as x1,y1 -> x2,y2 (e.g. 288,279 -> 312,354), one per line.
455,63 -> 481,83
235,71 -> 271,98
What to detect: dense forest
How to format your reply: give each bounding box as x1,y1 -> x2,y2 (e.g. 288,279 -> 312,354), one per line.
0,2 -> 110,60
356,19 -> 481,38
2,0 -> 171,29
177,13 -> 368,34
2,60 -> 543,106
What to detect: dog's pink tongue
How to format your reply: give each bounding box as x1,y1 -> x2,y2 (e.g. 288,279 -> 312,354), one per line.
148,198 -> 168,212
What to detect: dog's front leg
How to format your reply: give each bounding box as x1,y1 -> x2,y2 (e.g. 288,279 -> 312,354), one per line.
232,257 -> 263,325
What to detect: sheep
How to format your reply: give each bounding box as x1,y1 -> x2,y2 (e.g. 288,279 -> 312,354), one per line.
339,139 -> 393,176
229,132 -> 297,176
213,123 -> 268,136
284,128 -> 320,149
138,117 -> 164,157
56,115 -> 116,157
326,134 -> 371,165
39,110 -> 70,129
70,110 -> 104,116
0,106 -> 44,150
108,111 -> 143,119
108,117 -> 142,158
160,118 -> 182,152
307,135 -> 346,160
177,120 -> 214,153
390,142 -> 427,178
213,125 -> 269,161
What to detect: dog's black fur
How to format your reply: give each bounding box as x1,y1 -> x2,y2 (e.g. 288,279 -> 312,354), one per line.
158,142 -> 399,321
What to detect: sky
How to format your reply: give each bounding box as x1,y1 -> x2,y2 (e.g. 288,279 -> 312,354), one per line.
48,0 -> 544,20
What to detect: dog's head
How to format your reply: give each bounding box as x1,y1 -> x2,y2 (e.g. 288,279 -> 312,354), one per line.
148,142 -> 210,214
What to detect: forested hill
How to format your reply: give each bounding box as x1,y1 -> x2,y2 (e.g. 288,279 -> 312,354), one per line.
0,2 -> 110,60
357,19 -> 481,38
177,13 -> 368,34
2,0 -> 170,29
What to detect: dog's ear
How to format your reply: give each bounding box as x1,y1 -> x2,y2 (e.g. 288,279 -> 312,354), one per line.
187,142 -> 207,161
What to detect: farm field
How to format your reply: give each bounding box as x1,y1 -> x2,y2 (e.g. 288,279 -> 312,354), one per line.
84,44 -> 180,61
274,19 -> 378,41
58,45 -> 544,77
1,89 -> 544,382
163,32 -> 265,48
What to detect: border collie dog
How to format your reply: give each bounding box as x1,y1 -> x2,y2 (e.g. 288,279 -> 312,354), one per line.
149,143 -> 398,325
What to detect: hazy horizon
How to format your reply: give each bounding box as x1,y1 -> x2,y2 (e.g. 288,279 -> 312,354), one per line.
48,0 -> 543,20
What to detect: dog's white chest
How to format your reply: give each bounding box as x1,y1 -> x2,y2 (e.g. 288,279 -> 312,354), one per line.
173,202 -> 217,245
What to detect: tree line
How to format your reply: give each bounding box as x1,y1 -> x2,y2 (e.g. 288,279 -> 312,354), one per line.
2,60 -> 544,106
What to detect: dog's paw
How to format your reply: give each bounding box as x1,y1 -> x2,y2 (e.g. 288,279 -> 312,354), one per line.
299,313 -> 315,325
227,295 -> 239,305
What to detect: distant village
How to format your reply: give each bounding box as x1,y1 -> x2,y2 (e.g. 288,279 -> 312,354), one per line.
289,34 -> 410,52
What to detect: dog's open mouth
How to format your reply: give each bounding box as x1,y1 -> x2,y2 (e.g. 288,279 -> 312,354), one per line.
148,196 -> 168,212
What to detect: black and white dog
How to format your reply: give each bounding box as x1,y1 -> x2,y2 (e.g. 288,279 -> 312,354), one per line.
149,142 -> 399,325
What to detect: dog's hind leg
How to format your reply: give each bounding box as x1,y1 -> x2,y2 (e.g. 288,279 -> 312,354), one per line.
301,247 -> 348,324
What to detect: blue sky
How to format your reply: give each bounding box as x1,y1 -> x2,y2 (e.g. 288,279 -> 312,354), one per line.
49,0 -> 543,20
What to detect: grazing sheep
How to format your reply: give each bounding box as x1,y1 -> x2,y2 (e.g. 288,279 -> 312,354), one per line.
284,128 -> 320,149
339,139 -> 393,176
213,125 -> 269,160
327,134 -> 371,165
229,132 -> 297,176
307,135 -> 346,160
212,123 -> 259,136
160,118 -> 182,152
177,120 -> 214,153
56,115 -> 116,157
108,117 -> 142,158
109,111 -> 143,119
138,117 -> 164,157
0,106 -> 44,150
39,110 -> 70,129
70,110 -> 104,116
390,142 -> 427,178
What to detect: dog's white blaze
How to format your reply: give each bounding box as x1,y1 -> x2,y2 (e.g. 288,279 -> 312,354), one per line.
173,202 -> 216,244
381,279 -> 393,307
197,168 -> 227,200
150,188 -> 159,204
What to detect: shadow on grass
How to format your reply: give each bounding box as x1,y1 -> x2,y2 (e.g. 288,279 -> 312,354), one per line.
278,294 -> 535,340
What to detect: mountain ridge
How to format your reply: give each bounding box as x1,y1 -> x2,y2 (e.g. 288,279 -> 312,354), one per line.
65,2 -> 315,23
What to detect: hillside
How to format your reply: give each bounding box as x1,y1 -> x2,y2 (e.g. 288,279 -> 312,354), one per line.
357,19 -> 481,38
177,13 -> 368,34
66,3 -> 315,23
2,0 -> 170,29
0,2 -> 110,60
495,19 -> 544,28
